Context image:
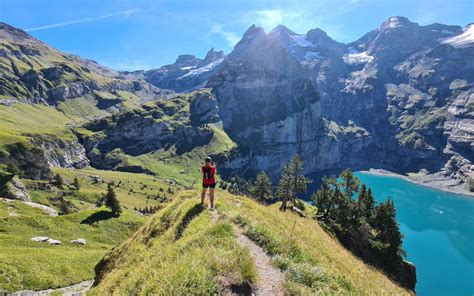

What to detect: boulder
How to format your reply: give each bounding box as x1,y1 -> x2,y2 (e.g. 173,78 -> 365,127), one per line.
31,236 -> 49,242
71,238 -> 87,245
47,239 -> 61,245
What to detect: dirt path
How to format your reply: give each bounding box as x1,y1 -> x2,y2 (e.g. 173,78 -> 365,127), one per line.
210,208 -> 284,296
9,280 -> 93,296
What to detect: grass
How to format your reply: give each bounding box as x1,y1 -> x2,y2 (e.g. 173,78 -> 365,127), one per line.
91,189 -> 412,295
217,190 -> 412,295
89,191 -> 256,295
49,167 -> 172,211
0,103 -> 73,146
0,201 -> 145,293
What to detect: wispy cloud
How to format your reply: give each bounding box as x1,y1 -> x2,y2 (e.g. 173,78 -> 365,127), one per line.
254,10 -> 301,31
24,8 -> 139,32
210,24 -> 240,46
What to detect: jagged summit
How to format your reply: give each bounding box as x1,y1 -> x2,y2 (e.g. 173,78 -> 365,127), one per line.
378,16 -> 414,31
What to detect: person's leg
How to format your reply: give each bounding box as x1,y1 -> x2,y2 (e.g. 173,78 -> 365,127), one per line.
201,187 -> 207,205
209,187 -> 215,209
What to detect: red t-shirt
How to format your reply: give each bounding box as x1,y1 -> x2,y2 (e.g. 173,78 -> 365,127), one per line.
201,165 -> 217,185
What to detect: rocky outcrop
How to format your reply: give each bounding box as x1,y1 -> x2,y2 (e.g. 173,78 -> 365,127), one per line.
83,90 -> 217,170
2,176 -> 31,202
0,142 -> 52,180
30,136 -> 90,169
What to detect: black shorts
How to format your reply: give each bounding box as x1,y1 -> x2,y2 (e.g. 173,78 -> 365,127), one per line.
203,183 -> 216,188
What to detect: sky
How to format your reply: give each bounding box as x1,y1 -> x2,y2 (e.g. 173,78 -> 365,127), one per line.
1,0 -> 472,70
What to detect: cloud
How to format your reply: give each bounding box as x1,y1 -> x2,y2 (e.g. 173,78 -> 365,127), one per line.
210,24 -> 240,46
253,9 -> 301,31
24,9 -> 139,32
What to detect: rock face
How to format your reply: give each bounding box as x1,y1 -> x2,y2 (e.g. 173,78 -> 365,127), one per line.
83,90 -> 218,170
31,136 -> 90,169
200,18 -> 473,190
2,176 -> 31,202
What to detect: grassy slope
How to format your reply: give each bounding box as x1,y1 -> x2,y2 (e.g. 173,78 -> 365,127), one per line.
0,103 -> 74,146
0,166 -> 181,293
91,190 -> 411,295
90,191 -> 256,295
0,201 -> 144,292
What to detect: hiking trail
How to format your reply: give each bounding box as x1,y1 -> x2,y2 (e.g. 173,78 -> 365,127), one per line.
209,203 -> 284,296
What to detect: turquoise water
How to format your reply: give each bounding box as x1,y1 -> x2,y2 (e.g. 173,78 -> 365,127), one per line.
354,172 -> 474,295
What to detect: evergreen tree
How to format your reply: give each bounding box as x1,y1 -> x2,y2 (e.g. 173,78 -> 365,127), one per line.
251,171 -> 273,203
277,163 -> 292,211
312,176 -> 336,220
105,183 -> 122,217
374,197 -> 405,263
358,185 -> 375,224
54,173 -> 64,189
289,154 -> 309,206
340,169 -> 360,198
73,177 -> 80,191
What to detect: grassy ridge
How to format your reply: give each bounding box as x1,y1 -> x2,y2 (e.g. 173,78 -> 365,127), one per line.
90,191 -> 256,295
91,190 -> 411,295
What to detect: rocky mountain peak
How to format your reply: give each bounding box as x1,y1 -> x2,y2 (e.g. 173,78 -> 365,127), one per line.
174,54 -> 200,65
200,47 -> 225,66
270,24 -> 297,37
378,16 -> 414,31
0,22 -> 34,43
240,24 -> 266,42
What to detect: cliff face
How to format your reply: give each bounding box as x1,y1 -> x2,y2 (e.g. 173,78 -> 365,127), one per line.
202,18 -> 474,188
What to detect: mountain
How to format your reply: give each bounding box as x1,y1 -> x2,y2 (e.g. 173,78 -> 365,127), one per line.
0,22 -> 169,108
138,17 -> 474,193
122,48 -> 225,93
4,17 -> 463,293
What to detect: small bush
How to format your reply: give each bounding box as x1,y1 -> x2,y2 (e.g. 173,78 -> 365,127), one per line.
286,262 -> 328,288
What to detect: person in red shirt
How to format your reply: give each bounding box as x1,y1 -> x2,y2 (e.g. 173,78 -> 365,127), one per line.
201,156 -> 217,209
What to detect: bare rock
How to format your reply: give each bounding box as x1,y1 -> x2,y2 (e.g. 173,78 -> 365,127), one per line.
47,239 -> 61,245
3,176 -> 31,202
31,236 -> 49,242
71,238 -> 87,245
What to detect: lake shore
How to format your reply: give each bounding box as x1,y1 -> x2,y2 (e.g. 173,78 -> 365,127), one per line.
361,169 -> 474,197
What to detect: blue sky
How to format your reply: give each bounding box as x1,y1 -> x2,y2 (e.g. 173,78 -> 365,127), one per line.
1,0 -> 472,70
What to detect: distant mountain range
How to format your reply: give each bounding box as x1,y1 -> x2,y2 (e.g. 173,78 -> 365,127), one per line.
0,16 -> 473,193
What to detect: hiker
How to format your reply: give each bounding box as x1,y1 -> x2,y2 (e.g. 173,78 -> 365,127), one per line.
200,156 -> 217,209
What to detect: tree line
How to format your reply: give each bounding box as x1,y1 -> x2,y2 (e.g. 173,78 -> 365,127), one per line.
245,155 -> 413,288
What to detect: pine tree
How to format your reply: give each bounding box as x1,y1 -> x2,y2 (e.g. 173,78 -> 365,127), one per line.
289,154 -> 309,206
105,183 -> 122,217
312,176 -> 335,220
251,171 -> 273,203
73,177 -> 80,191
54,173 -> 64,189
340,169 -> 360,198
277,164 -> 292,211
374,197 -> 405,264
358,185 -> 375,224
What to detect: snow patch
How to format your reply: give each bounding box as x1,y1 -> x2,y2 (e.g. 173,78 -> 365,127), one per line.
343,49 -> 374,65
443,24 -> 474,47
385,16 -> 402,29
180,66 -> 196,70
290,34 -> 313,47
179,58 -> 224,78
303,51 -> 321,60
